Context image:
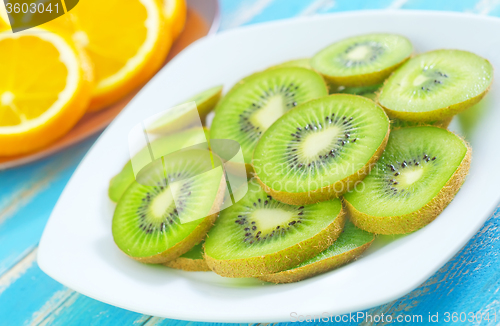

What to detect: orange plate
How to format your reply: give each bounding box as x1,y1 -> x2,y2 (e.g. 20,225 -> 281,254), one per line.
0,7 -> 210,170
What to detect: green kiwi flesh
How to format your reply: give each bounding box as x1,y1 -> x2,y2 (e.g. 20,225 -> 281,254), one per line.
210,67 -> 328,164
253,94 -> 390,205
163,242 -> 210,271
259,221 -> 374,283
311,33 -> 413,87
112,149 -> 225,263
108,127 -> 210,203
378,50 -> 493,121
147,85 -> 223,133
344,126 -> 471,234
204,180 -> 345,277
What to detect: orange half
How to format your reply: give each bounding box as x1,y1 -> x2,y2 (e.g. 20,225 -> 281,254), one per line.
0,28 -> 93,156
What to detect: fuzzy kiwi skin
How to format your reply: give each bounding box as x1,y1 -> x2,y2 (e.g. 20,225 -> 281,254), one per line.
204,208 -> 346,278
253,127 -> 390,206
377,83 -> 492,122
258,233 -> 374,284
320,56 -> 411,88
346,143 -> 471,235
120,176 -> 226,264
390,117 -> 453,130
164,256 -> 210,272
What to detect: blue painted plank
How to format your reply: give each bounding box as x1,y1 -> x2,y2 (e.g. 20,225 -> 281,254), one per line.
0,259 -> 147,325
323,0 -> 396,12
243,0 -> 314,25
0,258 -> 68,325
0,136 -> 97,277
486,5 -> 500,16
399,0 -> 481,12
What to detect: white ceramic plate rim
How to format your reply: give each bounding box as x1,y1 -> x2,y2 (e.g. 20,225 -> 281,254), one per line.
38,10 -> 500,323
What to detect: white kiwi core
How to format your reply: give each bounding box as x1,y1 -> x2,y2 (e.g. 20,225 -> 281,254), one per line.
150,187 -> 175,219
301,126 -> 341,159
250,95 -> 286,130
252,208 -> 294,232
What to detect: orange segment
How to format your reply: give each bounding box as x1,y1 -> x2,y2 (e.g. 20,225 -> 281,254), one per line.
163,0 -> 187,41
67,0 -> 172,111
0,28 -> 93,156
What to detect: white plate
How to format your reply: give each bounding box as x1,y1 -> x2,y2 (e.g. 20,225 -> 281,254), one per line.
38,10 -> 500,323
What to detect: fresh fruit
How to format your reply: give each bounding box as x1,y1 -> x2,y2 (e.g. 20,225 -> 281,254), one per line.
391,117 -> 452,129
67,0 -> 171,111
0,27 -> 93,156
311,33 -> 413,87
147,85 -> 223,133
271,58 -> 312,70
344,126 -> 471,235
109,127 -> 210,202
204,180 -> 345,277
164,242 -> 210,271
112,149 -> 226,263
377,49 -> 493,121
259,221 -> 374,283
163,0 -> 187,41
253,94 -> 390,205
211,67 -> 328,164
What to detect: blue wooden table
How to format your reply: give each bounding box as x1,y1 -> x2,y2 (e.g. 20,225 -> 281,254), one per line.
1,1 -> 500,325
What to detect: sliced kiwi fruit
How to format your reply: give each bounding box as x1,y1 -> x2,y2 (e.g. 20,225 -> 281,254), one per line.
253,94 -> 390,205
210,67 -> 328,164
344,126 -> 471,235
147,85 -> 223,133
112,149 -> 226,263
163,242 -> 210,271
204,180 -> 345,277
259,221 -> 374,283
378,49 -> 493,121
390,117 -> 452,130
311,33 -> 413,87
108,127 -> 210,202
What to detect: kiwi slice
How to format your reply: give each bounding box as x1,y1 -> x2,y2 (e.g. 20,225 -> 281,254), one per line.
378,49 -> 493,121
344,126 -> 471,235
311,33 -> 413,87
210,67 -> 328,164
147,85 -> 223,133
163,242 -> 210,271
204,180 -> 345,277
112,149 -> 226,263
334,84 -> 451,128
253,94 -> 390,205
259,221 -> 374,283
108,127 -> 210,202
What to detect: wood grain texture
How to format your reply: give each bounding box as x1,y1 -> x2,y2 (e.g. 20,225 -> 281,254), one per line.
1,0 -> 500,325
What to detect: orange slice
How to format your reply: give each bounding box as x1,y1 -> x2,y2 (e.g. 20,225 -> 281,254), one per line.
163,0 -> 187,40
66,0 -> 171,111
0,28 -> 93,156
